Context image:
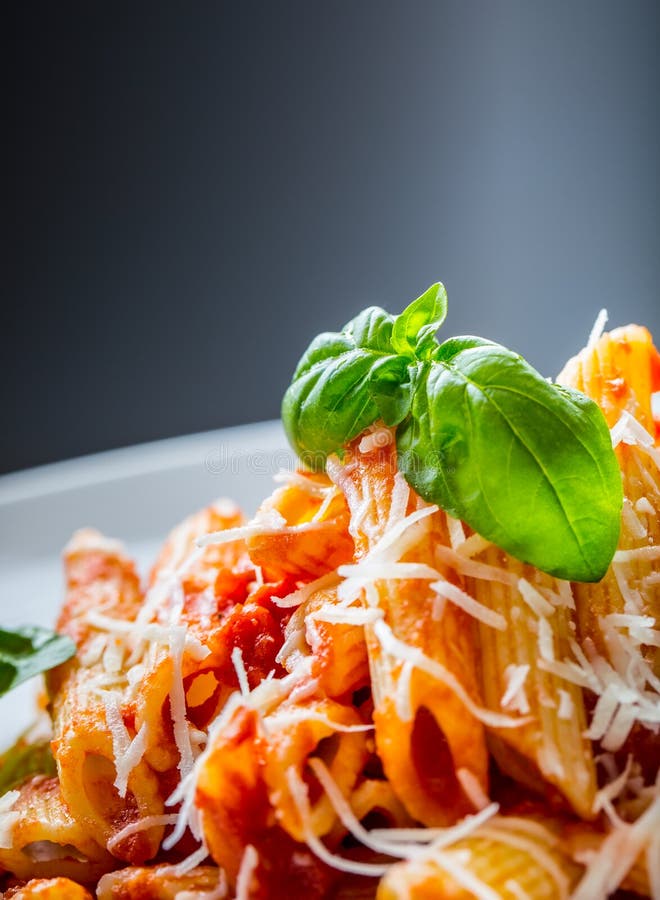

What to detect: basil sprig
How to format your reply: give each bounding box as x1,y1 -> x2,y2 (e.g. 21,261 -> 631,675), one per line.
282,284 -> 622,582
0,736 -> 56,793
0,626 -> 76,697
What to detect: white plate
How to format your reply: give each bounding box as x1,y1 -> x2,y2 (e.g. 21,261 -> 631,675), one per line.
0,420 -> 293,748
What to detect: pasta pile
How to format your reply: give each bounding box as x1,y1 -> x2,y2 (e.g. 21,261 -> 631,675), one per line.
1,323 -> 659,900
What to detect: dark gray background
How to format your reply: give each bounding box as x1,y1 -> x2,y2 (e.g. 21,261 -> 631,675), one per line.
5,1 -> 659,475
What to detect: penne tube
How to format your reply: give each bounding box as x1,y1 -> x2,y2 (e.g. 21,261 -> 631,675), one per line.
464,548 -> 597,819
135,500 -> 285,772
0,776 -> 114,883
328,429 -> 489,826
96,864 -> 225,900
557,325 -> 660,654
264,699 -> 371,843
197,696 -> 369,894
46,531 -> 165,864
377,815 -> 583,900
557,324 -> 660,433
564,816 -> 659,899
348,780 -> 415,832
246,475 -> 355,581
557,324 -> 660,649
148,497 -> 246,581
558,325 -> 660,769
3,879 -> 94,900
279,585 -> 371,700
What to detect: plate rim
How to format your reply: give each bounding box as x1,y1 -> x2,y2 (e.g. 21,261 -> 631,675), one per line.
0,419 -> 285,506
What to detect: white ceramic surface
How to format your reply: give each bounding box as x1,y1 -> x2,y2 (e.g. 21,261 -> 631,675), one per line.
0,421 -> 293,747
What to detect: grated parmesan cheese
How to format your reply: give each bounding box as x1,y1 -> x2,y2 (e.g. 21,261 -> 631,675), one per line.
169,625 -> 195,780
503,879 -> 529,900
518,578 -> 555,618
231,646 -> 250,697
386,472 -> 411,531
394,661 -> 414,722
537,616 -> 555,662
114,722 -> 148,799
557,689 -> 574,720
106,814 -> 179,854
358,428 -> 393,454
610,409 -> 651,449
101,692 -> 131,798
431,580 -> 507,630
456,768 -> 491,811
338,561 -> 442,581
587,308 -> 608,349
235,844 -> 260,900
373,619 -> 530,729
0,790 -> 20,850
160,842 -> 210,878
271,571 -> 340,609
196,510 -> 337,549
307,757 -> 498,862
592,755 -> 634,817
266,708 -> 373,734
455,533 -> 493,559
501,665 -> 531,714
635,496 -> 656,516
446,515 -> 466,550
273,469 -> 330,497
622,498 -> 648,539
285,766 -> 390,876
571,789 -> 660,899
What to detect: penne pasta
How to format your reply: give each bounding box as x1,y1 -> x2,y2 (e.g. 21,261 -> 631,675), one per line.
135,499 -> 288,773
246,474 -> 355,581
278,584 -> 371,700
328,429 -> 490,826
196,694 -> 371,895
96,864 -> 225,899
463,547 -> 597,819
46,531 -> 165,864
0,776 -> 114,883
558,326 -> 660,770
3,878 -> 94,900
377,815 -> 583,900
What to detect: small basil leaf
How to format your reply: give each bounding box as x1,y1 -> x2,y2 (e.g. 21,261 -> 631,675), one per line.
282,307 -> 399,467
291,332 -> 354,381
434,335 -> 496,362
283,349 -> 386,467
391,283 -> 447,359
0,626 -> 76,697
397,345 -> 622,582
344,306 -> 395,352
0,736 -> 56,793
368,358 -> 416,427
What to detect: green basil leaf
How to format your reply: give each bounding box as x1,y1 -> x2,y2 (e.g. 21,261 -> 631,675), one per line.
368,358 -> 417,426
0,736 -> 56,793
344,306 -> 395,352
0,626 -> 76,696
391,283 -> 447,359
397,343 -> 622,582
289,332 -> 355,381
434,334 -> 495,362
282,307 -> 399,467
